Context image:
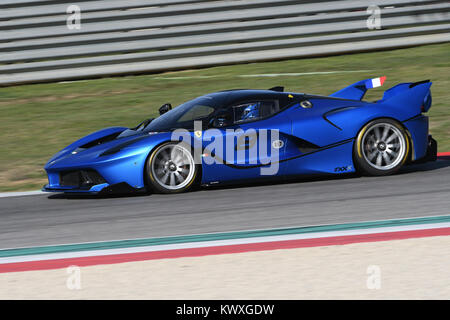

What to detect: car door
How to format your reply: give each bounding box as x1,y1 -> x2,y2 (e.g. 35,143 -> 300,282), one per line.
200,99 -> 291,184
282,95 -> 364,176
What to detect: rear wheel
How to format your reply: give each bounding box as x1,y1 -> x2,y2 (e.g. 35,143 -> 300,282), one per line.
146,142 -> 198,193
354,118 -> 410,176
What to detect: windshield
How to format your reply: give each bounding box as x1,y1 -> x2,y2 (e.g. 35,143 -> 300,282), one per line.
144,96 -> 218,132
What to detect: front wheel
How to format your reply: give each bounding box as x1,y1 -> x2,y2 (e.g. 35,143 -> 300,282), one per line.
146,142 -> 198,193
354,119 -> 410,176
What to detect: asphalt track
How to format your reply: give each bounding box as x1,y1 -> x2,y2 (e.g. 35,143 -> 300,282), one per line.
0,158 -> 449,249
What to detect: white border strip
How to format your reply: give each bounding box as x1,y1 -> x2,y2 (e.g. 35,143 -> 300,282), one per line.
151,70 -> 371,80
238,70 -> 371,78
1,222 -> 449,265
0,190 -> 44,198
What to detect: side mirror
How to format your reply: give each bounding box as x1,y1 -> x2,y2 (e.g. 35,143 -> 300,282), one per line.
211,110 -> 232,128
159,103 -> 172,115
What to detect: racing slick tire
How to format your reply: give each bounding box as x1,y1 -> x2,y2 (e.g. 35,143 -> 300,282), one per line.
146,142 -> 199,194
354,118 -> 410,176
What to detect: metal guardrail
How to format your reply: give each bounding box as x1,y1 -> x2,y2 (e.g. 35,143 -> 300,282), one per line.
0,0 -> 449,86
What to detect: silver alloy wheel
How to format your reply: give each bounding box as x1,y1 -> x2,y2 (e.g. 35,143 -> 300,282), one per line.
151,144 -> 195,190
361,123 -> 406,170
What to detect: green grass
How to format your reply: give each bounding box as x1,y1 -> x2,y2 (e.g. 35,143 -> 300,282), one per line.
1,43 -> 449,191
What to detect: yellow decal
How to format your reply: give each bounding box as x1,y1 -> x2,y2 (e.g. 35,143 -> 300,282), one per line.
288,94 -> 294,98
194,130 -> 202,138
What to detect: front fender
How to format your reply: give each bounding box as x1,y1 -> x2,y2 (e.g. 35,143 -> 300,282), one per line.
46,127 -> 128,165
65,126 -> 128,151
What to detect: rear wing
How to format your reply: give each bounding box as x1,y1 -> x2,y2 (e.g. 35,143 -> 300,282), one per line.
381,80 -> 432,113
330,76 -> 386,100
330,77 -> 432,113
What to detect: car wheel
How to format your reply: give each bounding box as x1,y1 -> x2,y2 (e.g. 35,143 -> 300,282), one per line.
354,118 -> 410,176
146,142 -> 198,193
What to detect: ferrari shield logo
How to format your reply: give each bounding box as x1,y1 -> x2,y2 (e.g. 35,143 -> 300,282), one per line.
194,130 -> 202,138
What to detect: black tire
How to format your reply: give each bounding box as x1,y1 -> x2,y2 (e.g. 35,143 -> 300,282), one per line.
145,142 -> 199,194
353,118 -> 410,176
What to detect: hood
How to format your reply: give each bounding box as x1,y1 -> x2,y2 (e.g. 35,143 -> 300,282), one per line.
45,127 -> 172,170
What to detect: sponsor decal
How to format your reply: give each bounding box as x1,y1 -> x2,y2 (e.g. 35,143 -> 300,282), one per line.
334,165 -> 353,173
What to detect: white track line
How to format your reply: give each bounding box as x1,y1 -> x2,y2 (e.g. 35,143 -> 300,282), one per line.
0,190 -> 45,198
151,70 -> 371,80
238,70 -> 372,78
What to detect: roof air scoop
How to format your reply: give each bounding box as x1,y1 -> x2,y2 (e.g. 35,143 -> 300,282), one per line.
268,86 -> 284,92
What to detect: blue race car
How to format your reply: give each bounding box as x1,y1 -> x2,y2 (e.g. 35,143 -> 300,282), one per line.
43,77 -> 437,194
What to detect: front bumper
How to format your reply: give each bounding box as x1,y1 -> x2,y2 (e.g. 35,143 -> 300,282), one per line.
42,183 -> 109,194
42,168 -> 145,194
44,146 -> 152,193
42,182 -> 144,194
43,168 -> 110,193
